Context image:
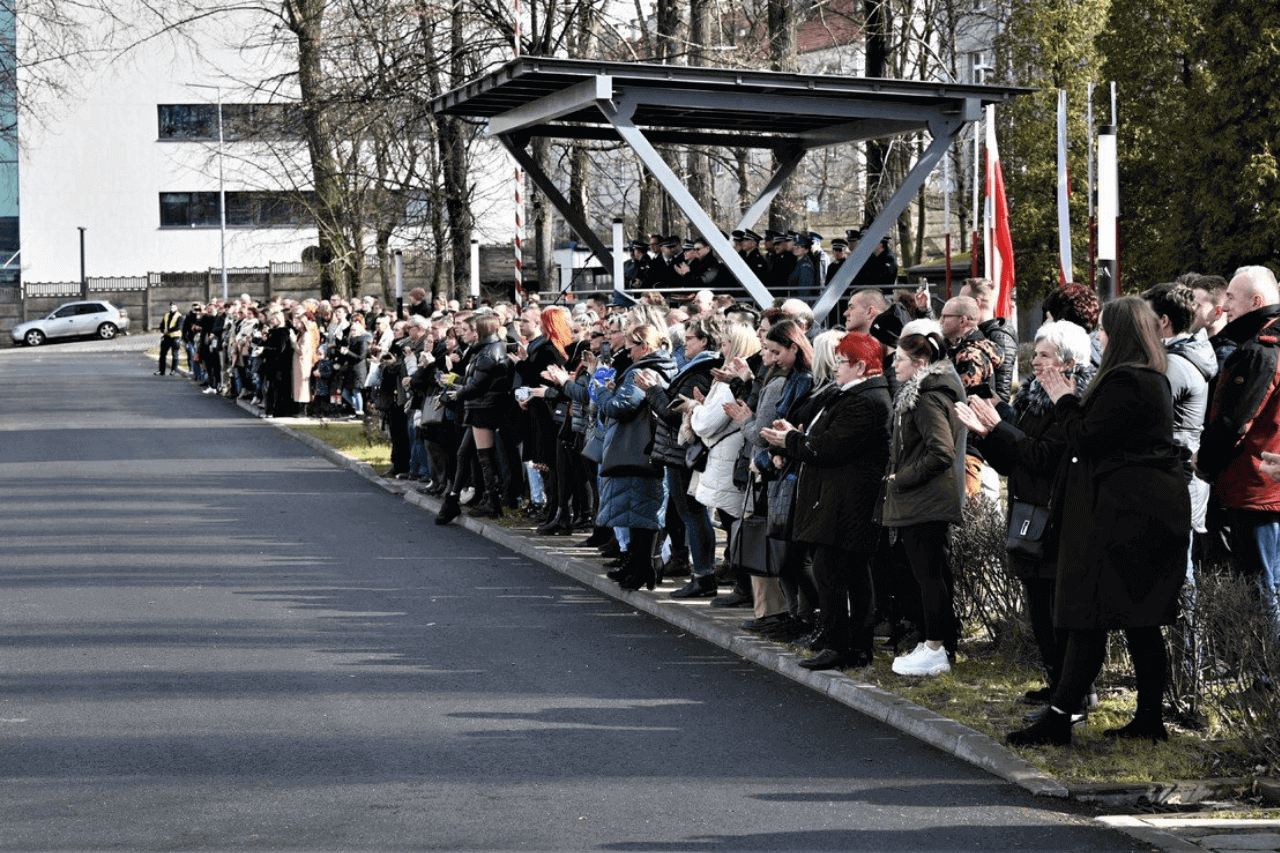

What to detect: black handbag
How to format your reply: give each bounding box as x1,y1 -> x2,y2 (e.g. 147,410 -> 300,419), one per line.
685,428 -> 732,472
684,438 -> 709,471
1007,499 -> 1052,560
766,465 -> 799,541
728,476 -> 783,577
600,409 -> 660,478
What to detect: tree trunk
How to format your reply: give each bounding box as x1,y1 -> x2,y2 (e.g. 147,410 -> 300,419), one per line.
286,0 -> 355,299
532,136 -> 554,297
863,0 -> 889,231
768,0 -> 801,233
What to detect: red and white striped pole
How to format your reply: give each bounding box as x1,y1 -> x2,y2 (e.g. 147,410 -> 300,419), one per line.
514,168 -> 524,306
512,0 -> 523,305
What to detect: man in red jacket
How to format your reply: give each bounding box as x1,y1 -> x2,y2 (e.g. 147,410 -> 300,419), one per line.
1195,265 -> 1280,635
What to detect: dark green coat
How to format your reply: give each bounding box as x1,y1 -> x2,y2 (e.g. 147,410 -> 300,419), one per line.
879,360 -> 967,528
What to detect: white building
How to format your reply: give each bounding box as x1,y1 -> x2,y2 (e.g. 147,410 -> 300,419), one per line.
12,12 -> 318,286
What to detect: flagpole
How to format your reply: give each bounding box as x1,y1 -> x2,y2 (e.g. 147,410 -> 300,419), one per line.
1056,90 -> 1073,285
1087,83 -> 1096,291
972,112 -> 980,278
1096,123 -> 1118,302
944,145 -> 953,298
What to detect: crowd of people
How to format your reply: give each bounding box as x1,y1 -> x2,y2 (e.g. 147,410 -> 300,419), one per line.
165,247 -> 1280,750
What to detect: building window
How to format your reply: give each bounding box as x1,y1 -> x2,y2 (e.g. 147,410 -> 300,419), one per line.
158,103 -> 303,141
159,191 -> 316,228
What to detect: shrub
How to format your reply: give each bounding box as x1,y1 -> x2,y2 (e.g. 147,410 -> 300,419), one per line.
949,495 -> 1036,663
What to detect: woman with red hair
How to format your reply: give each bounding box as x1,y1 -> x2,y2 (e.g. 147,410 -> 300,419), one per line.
514,306 -> 570,528
761,332 -> 893,669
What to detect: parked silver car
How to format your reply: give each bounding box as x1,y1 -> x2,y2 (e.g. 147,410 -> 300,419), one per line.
10,300 -> 131,346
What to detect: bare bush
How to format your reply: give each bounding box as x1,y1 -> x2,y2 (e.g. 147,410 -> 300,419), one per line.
949,495 -> 1035,661
1196,567 -> 1280,767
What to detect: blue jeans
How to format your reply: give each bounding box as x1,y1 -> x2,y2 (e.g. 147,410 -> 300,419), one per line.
407,421 -> 430,477
665,466 -> 715,577
526,462 -> 546,506
1228,508 -> 1280,639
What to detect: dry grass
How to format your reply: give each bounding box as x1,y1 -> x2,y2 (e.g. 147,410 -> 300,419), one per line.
294,419 -> 392,470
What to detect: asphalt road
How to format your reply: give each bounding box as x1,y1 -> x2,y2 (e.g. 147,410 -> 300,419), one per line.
0,337 -> 1146,851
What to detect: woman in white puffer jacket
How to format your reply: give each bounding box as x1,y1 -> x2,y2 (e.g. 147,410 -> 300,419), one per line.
686,323 -> 761,522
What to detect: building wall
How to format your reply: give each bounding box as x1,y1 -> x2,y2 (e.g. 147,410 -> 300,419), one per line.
15,13 -> 317,285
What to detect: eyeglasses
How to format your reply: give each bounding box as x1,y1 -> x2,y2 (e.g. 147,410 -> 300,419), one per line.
940,313 -> 967,320
834,357 -> 852,366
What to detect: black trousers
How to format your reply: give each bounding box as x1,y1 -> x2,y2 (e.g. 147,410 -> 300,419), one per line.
812,544 -> 875,655
898,520 -> 957,649
1053,626 -> 1166,718
158,336 -> 180,373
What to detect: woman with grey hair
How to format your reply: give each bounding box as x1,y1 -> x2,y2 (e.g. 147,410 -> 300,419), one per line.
955,320 -> 1095,715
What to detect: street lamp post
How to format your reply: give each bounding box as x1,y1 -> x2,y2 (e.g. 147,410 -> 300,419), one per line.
187,83 -> 229,300
78,227 -> 87,300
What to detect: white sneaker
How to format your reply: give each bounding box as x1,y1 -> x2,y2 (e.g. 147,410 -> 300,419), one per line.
891,642 -> 951,676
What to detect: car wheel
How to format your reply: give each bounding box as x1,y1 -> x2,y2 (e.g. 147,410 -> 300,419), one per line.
23,329 -> 45,347
97,323 -> 118,340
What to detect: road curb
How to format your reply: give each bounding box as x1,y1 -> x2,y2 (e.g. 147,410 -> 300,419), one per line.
263,412 -> 1070,801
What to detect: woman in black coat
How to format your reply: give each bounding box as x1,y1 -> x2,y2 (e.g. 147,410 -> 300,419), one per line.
436,313 -> 513,524
956,320 -> 1095,706
1004,297 -> 1190,746
762,332 -> 893,669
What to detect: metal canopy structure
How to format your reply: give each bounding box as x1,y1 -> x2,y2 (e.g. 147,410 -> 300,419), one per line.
432,57 -> 1031,315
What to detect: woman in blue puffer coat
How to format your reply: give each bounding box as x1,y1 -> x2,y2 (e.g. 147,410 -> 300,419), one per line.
595,323 -> 677,590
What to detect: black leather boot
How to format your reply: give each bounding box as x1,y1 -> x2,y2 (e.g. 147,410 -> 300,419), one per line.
536,506 -> 573,535
469,447 -> 505,519
435,492 -> 461,525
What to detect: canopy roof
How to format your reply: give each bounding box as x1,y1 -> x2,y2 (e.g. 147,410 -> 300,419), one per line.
432,57 -> 1031,313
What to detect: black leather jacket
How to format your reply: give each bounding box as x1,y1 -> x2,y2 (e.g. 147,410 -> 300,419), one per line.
454,333 -> 512,413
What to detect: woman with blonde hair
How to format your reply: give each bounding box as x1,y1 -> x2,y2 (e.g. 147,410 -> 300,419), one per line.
674,322 -> 761,598
595,324 -> 677,589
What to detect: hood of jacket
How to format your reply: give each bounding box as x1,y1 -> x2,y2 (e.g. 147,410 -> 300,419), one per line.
894,360 -> 962,417
1165,332 -> 1218,382
670,348 -> 722,384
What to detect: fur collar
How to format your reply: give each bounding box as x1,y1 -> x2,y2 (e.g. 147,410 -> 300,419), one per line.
1013,363 -> 1095,417
893,360 -> 954,416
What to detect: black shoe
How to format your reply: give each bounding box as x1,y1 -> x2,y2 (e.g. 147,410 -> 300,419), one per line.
618,559 -> 656,591
663,555 -> 692,579
669,577 -> 717,599
742,613 -> 790,633
1006,706 -> 1074,747
763,619 -> 813,643
1103,716 -> 1168,743
434,493 -> 461,525
1022,686 -> 1053,706
536,508 -> 573,536
599,540 -> 622,560
795,629 -> 827,652
799,649 -> 847,671
1021,704 -> 1088,726
710,589 -> 752,608
580,528 -> 613,548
